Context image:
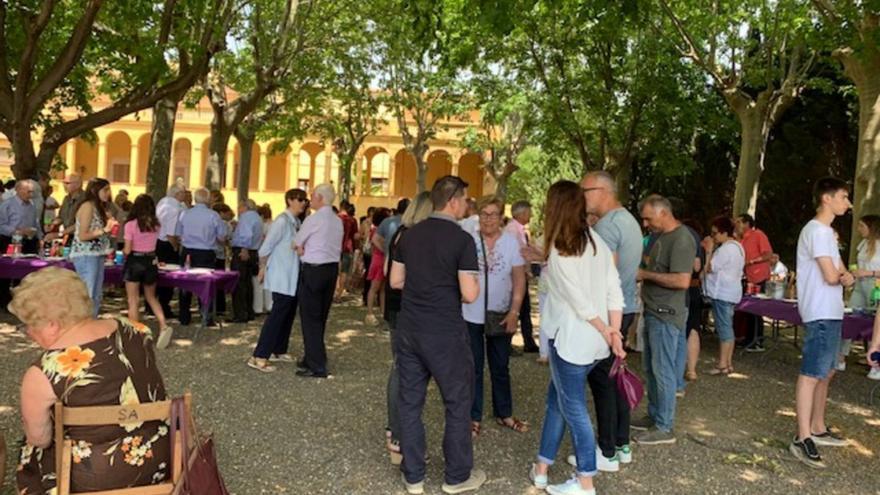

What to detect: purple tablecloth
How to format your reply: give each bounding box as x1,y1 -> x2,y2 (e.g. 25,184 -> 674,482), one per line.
736,296 -> 875,341
0,256 -> 238,307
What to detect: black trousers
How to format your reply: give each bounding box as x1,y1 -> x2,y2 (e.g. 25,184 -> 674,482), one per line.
231,247 -> 258,321
396,326 -> 474,485
744,281 -> 767,346
588,312 -> 636,458
178,248 -> 216,325
298,262 -> 338,374
362,252 -> 372,305
467,322 -> 513,421
519,280 -> 538,350
0,235 -> 39,309
155,239 -> 178,316
253,292 -> 298,359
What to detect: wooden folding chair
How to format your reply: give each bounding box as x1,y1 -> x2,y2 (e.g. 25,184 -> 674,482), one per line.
54,393 -> 192,495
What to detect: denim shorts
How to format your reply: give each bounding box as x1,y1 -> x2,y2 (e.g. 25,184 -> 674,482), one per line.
800,319 -> 842,379
710,299 -> 735,342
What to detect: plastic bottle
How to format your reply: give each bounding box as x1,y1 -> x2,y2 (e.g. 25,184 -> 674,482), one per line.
184,254 -> 191,272
870,279 -> 880,309
11,233 -> 22,255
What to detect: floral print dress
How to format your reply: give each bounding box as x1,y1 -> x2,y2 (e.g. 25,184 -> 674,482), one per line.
17,317 -> 170,494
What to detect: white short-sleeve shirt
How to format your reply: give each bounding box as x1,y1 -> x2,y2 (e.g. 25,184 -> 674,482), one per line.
796,219 -> 844,323
462,231 -> 525,324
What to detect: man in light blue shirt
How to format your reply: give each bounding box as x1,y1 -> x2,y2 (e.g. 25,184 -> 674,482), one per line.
230,199 -> 264,322
0,180 -> 42,309
581,171 -> 644,464
174,188 -> 227,326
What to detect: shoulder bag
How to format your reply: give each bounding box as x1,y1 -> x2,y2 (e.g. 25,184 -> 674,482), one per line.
480,233 -> 510,337
171,397 -> 230,495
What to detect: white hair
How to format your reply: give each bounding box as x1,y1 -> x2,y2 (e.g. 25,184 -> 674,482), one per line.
167,185 -> 182,197
313,183 -> 336,205
193,187 -> 210,205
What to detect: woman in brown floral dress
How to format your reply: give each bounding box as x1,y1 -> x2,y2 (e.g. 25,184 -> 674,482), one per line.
10,267 -> 170,494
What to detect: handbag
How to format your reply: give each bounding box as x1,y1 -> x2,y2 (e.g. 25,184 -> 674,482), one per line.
480,233 -> 509,337
171,397 -> 230,495
609,356 -> 645,410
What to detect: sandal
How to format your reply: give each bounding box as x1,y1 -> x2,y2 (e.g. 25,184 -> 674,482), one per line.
707,366 -> 732,376
496,417 -> 530,433
685,371 -> 698,381
471,421 -> 481,439
246,357 -> 277,373
386,437 -> 402,465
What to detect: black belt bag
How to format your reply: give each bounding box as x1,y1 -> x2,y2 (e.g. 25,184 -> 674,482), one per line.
480,233 -> 510,337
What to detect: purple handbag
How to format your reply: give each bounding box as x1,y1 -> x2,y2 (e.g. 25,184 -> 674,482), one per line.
609,356 -> 644,410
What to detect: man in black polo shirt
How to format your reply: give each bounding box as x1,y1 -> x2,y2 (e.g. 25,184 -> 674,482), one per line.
390,176 -> 486,495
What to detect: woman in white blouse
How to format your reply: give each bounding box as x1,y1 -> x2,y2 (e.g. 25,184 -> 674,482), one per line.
701,216 -> 745,376
529,181 -> 625,495
840,214 -> 880,377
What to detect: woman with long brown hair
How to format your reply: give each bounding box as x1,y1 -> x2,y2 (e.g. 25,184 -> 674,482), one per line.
839,214 -> 880,378
71,178 -> 118,316
529,180 -> 625,495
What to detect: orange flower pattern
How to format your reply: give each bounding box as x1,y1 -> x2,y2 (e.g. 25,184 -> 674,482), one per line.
55,346 -> 96,378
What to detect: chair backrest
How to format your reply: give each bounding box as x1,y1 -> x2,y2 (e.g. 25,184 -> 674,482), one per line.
54,393 -> 190,495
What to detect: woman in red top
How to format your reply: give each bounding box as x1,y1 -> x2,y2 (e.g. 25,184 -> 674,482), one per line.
365,208 -> 391,325
123,194 -> 172,349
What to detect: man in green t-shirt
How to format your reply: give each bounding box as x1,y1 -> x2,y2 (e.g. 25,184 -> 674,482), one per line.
632,194 -> 696,445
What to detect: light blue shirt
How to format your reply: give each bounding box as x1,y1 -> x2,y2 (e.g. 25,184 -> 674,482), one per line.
377,215 -> 402,254
593,207 -> 642,314
175,204 -> 227,250
259,211 -> 301,296
0,195 -> 42,239
231,210 -> 263,250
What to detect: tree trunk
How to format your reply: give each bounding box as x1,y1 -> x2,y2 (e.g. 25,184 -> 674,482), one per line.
338,152 -> 355,203
841,51 -> 880,260
10,127 -> 37,179
731,107 -> 768,217
415,154 -> 428,193
145,96 -> 181,202
493,175 -> 509,202
206,120 -> 231,191
235,129 -> 255,204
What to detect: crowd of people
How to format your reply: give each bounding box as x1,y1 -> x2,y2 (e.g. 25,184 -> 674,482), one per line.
3,169 -> 880,494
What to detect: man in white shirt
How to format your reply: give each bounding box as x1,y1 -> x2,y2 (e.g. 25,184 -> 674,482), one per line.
155,184 -> 187,317
790,177 -> 855,468
504,200 -> 539,353
293,183 -> 343,378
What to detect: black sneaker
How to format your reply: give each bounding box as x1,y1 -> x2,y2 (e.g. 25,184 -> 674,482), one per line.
745,344 -> 766,353
789,436 -> 825,468
811,428 -> 848,447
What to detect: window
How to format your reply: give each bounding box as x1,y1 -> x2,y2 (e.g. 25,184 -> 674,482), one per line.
111,163 -> 130,184
370,153 -> 390,196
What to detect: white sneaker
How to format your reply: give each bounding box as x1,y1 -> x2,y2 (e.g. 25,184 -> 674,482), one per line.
834,360 -> 846,372
156,326 -> 173,350
595,448 -> 620,472
402,473 -> 424,495
617,444 -> 632,464
546,477 -> 596,495
868,367 -> 880,381
528,463 -> 548,489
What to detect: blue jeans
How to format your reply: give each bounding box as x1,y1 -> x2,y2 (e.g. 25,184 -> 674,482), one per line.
537,341 -> 598,477
72,255 -> 105,317
711,299 -> 736,342
801,320 -> 842,379
675,324 -> 687,392
643,314 -> 682,432
467,322 -> 513,421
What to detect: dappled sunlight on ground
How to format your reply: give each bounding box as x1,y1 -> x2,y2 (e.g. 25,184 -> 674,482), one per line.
775,408 -> 797,417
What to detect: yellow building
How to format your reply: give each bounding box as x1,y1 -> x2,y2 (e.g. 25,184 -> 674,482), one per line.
0,95 -> 493,216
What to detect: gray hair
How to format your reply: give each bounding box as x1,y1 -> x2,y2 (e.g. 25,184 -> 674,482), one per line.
16,180 -> 35,192
583,170 -> 618,195
639,194 -> 672,213
511,200 -> 531,217
242,199 -> 258,210
193,187 -> 211,205
313,183 -> 336,205
166,185 -> 182,197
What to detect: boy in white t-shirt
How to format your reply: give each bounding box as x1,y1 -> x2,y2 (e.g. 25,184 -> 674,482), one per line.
790,177 -> 855,468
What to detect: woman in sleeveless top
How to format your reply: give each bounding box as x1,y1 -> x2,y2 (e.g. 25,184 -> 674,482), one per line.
11,267 -> 170,494
70,178 -> 118,317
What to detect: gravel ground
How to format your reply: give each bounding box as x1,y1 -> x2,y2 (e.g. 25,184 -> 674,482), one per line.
1,291 -> 879,495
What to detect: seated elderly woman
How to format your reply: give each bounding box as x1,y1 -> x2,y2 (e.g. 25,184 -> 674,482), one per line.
12,267 -> 170,493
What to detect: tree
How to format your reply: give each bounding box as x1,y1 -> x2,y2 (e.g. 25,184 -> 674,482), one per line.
374,0 -> 469,192
202,0 -> 337,191
811,1 -> 880,258
0,0 -> 229,180
658,0 -> 815,216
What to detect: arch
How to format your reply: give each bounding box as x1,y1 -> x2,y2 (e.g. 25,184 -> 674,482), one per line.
75,138 -> 98,180
265,142 -> 290,192
232,140 -> 260,190
315,149 -> 339,186
363,146 -> 390,196
135,134 -> 151,185
458,152 -> 484,198
426,149 -> 452,190
297,142 -> 323,191
172,138 -> 192,187
106,131 -> 131,184
393,149 -> 417,199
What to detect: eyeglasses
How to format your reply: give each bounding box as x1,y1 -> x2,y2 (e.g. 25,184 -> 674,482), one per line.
582,187 -> 605,193
479,212 -> 501,219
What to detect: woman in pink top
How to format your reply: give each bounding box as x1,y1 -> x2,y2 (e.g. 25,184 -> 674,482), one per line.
123,194 -> 172,349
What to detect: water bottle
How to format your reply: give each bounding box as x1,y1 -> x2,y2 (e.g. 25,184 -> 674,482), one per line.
184,254 -> 191,272
870,280 -> 880,309
11,233 -> 22,255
